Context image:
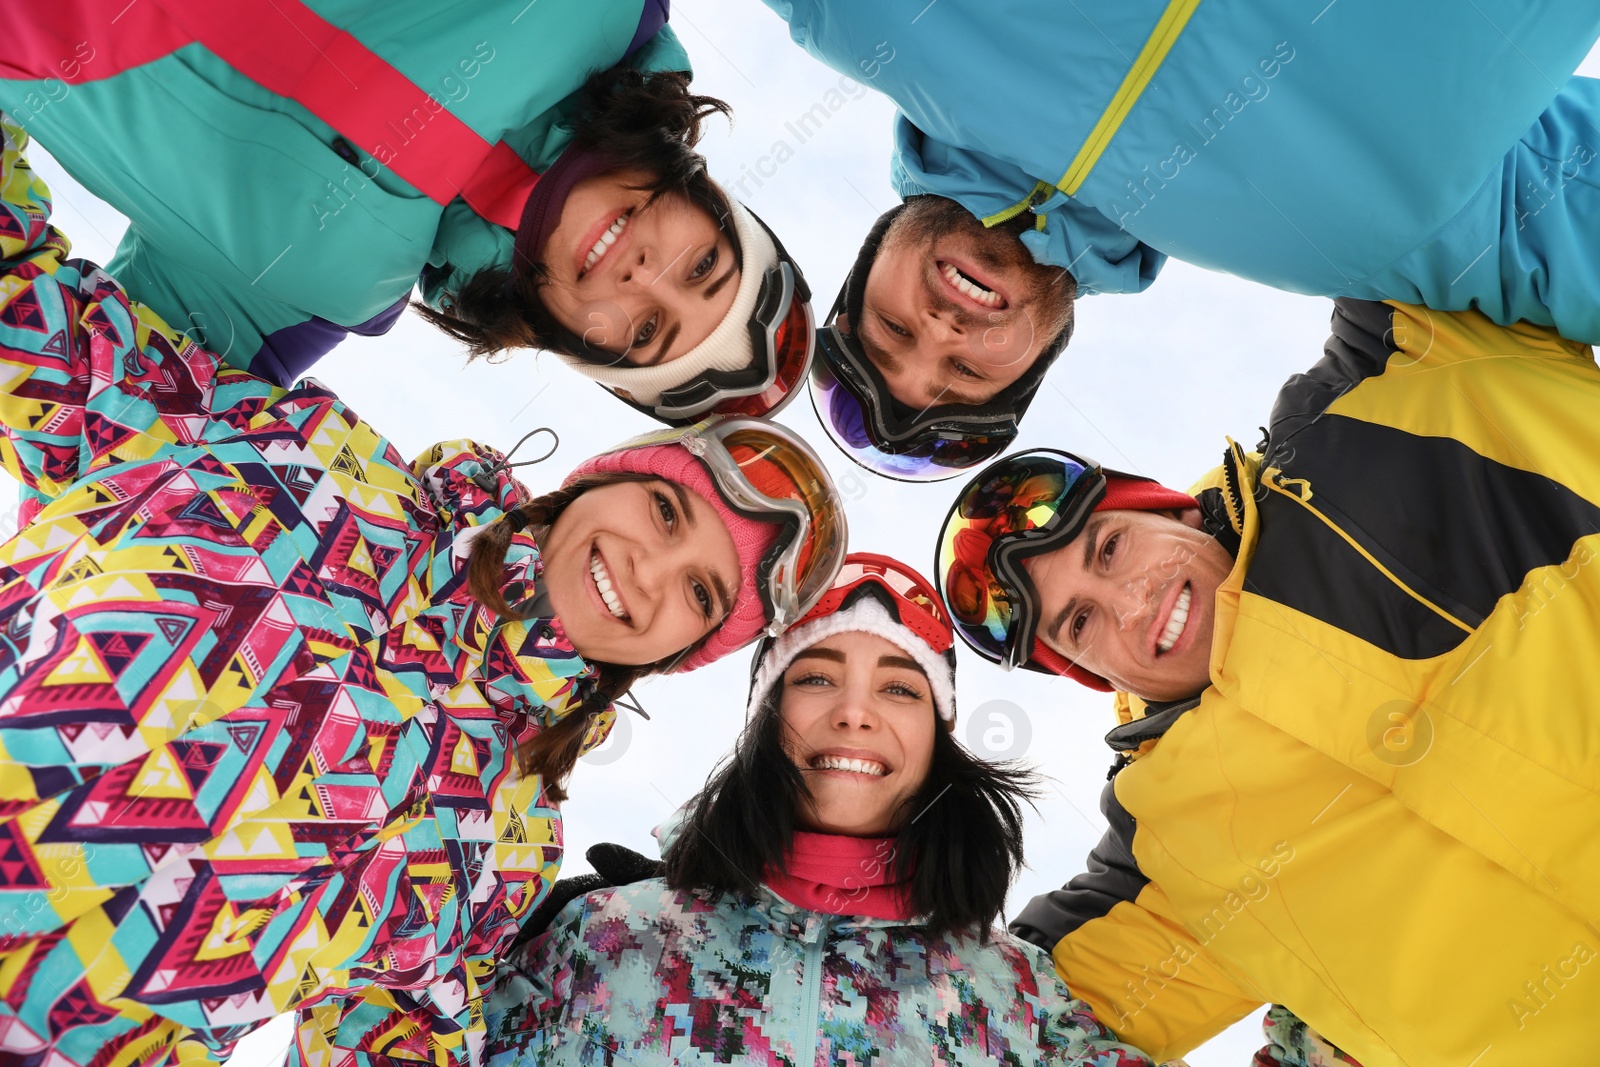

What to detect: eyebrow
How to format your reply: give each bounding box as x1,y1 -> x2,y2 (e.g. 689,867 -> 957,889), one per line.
709,570 -> 733,621
636,322 -> 683,368
925,378 -> 985,406
857,315 -> 902,375
668,482 -> 697,528
879,653 -> 924,673
1048,517 -> 1106,647
1082,515 -> 1105,572
703,264 -> 737,300
792,647 -> 846,664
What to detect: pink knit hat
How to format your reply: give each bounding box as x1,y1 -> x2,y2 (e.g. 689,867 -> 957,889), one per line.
563,444 -> 781,672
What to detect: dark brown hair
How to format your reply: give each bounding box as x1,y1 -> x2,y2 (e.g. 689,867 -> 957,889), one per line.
414,66 -> 737,359
662,686 -> 1040,939
468,471 -> 705,801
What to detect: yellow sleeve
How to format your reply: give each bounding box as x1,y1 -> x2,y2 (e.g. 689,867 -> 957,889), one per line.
1051,881 -> 1263,1062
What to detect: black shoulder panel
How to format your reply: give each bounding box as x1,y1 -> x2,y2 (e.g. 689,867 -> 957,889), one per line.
1248,414 -> 1600,660
1010,780 -> 1148,951
1246,475 -> 1470,660
1267,299 -> 1396,442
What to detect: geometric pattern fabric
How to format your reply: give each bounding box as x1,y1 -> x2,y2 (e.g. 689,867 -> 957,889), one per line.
0,118 -> 604,1067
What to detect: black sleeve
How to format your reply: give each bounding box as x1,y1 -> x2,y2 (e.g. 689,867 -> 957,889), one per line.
507,843 -> 665,952
1009,779 -> 1149,952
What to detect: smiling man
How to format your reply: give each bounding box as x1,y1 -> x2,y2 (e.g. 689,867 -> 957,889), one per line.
935,297 -> 1600,1066
772,0 -> 1600,478
849,196 -> 1075,410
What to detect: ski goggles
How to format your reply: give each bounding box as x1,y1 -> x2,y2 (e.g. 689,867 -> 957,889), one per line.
935,449 -> 1106,670
809,273 -> 1028,481
628,415 -> 847,633
808,347 -> 1015,482
799,552 -> 953,654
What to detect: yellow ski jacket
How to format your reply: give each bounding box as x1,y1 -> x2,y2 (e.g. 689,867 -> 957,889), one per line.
1013,299 -> 1600,1067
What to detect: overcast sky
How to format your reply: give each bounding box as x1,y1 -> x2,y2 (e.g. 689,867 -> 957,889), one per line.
17,4 -> 1600,1064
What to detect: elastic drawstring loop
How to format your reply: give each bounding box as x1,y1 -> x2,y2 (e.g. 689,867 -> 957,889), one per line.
471,427 -> 560,493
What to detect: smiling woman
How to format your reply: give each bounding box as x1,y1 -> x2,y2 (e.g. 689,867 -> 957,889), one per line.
0,125 -> 848,1067
417,66 -> 820,426
479,555 -> 1156,1066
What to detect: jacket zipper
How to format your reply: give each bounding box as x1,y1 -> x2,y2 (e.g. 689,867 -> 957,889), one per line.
799,922 -> 826,1066
1258,468 -> 1476,634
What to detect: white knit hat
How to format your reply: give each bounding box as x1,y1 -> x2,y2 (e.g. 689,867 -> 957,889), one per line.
745,596 -> 957,725
556,191 -> 780,407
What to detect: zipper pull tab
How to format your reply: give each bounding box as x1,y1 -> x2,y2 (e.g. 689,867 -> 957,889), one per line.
1265,468 -> 1314,502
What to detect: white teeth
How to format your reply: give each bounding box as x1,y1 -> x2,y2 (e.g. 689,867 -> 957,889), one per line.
941,262 -> 1003,308
590,550 -> 627,619
582,211 -> 630,274
812,754 -> 888,777
1157,585 -> 1191,654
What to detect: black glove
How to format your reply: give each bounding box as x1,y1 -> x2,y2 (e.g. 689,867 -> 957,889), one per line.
507,843 -> 664,952
586,842 -> 664,886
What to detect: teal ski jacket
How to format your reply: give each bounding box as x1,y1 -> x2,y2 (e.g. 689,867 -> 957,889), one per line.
762,0 -> 1600,340
0,0 -> 683,383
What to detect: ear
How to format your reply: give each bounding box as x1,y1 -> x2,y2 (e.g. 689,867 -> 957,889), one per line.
1175,506 -> 1204,530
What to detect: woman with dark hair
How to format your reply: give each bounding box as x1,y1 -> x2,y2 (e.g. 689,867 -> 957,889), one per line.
415,66 -> 818,426
0,1 -> 815,423
482,554 -> 1154,1066
0,122 -> 846,1067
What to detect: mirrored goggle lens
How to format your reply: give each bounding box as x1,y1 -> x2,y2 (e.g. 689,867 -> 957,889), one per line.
709,294 -> 815,419
936,452 -> 1098,663
809,360 -> 1009,483
716,425 -> 847,626
832,556 -> 949,630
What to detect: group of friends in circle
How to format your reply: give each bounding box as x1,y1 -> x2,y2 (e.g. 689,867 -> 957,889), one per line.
0,2 -> 1596,1065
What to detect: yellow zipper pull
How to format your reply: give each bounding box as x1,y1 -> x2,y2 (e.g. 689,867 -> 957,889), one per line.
1263,468 -> 1313,502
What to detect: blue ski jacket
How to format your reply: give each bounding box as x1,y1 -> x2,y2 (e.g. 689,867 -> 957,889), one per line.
762,0 -> 1600,340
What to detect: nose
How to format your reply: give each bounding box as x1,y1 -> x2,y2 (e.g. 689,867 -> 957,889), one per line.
922,305 -> 966,342
618,249 -> 652,287
1108,572 -> 1157,630
831,686 -> 881,731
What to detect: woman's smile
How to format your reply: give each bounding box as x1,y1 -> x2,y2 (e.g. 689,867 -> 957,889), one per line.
588,546 -> 631,623
577,208 -> 633,280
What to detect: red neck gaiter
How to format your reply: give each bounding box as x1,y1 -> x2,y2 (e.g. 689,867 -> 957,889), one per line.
763,831 -> 915,921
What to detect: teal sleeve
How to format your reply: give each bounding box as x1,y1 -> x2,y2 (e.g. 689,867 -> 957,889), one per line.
108,227 -> 291,372
1343,75 -> 1600,346
0,116 -> 242,496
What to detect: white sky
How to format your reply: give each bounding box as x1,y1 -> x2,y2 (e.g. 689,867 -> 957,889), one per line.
17,4 -> 1600,1064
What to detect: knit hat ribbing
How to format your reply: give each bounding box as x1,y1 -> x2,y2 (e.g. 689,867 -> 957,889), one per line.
746,596 -> 956,725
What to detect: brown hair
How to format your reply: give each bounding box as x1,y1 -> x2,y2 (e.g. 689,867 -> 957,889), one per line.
467,471 -> 705,801
414,66 -> 737,360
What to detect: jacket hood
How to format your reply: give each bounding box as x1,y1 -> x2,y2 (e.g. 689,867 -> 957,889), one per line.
413,439 -> 607,742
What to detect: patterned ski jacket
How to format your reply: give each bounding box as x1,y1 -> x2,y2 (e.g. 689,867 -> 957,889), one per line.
759,1 -> 1600,342
0,0 -> 680,383
1012,298 -> 1600,1066
480,834 -> 1154,1067
0,118 -> 606,1067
